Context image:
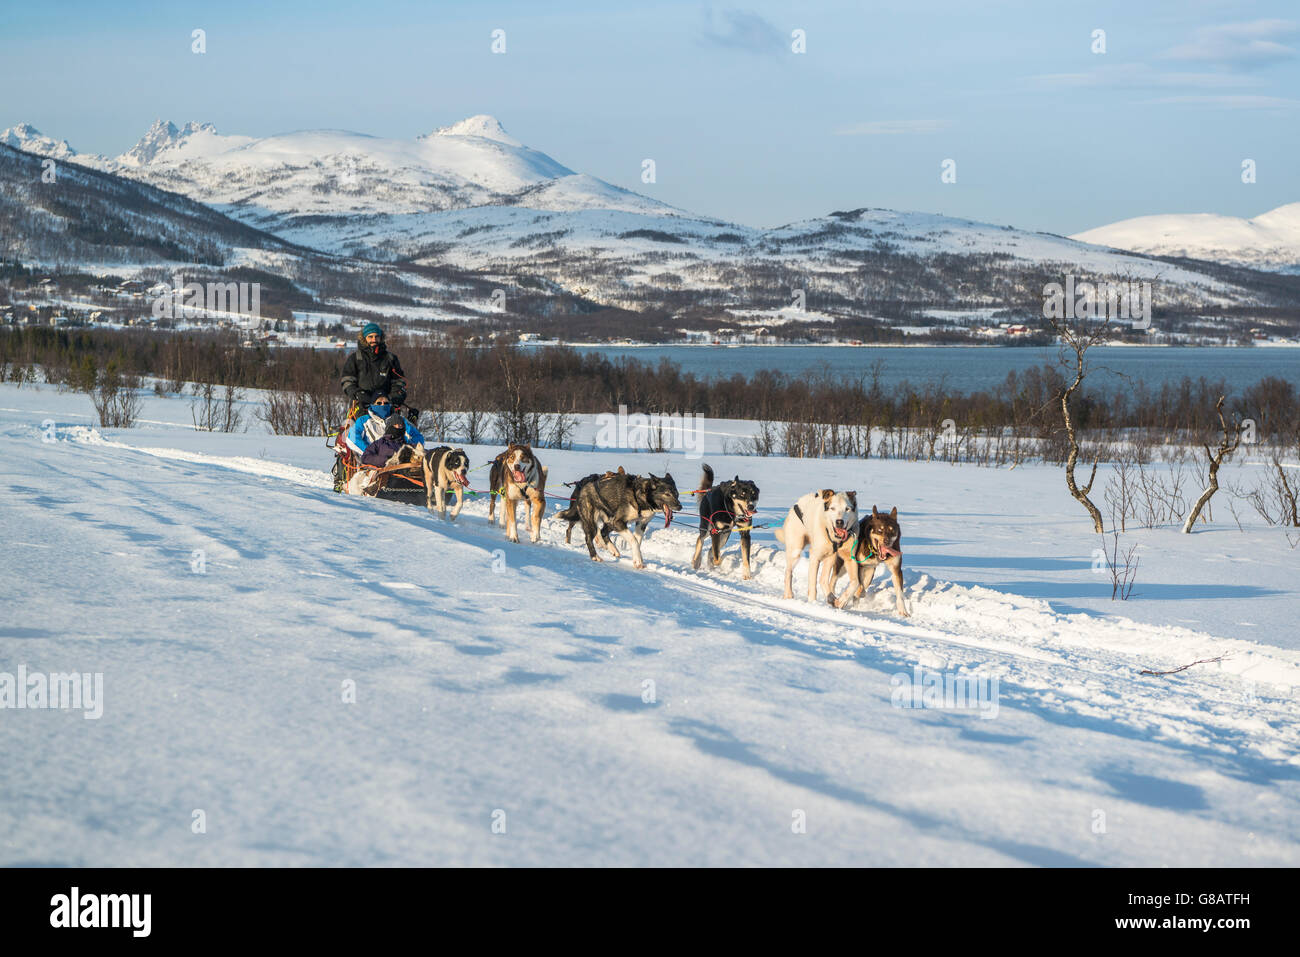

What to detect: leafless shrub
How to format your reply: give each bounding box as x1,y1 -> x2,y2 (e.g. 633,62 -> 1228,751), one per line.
1104,530 -> 1140,600
546,404 -> 579,450
1103,457 -> 1137,533
193,382 -> 245,432
1244,454 -> 1300,528
739,420 -> 778,456
256,390 -> 311,435
1132,462 -> 1189,529
781,419 -> 829,458
459,408 -> 492,446
645,418 -> 669,453
419,409 -> 457,443
91,365 -> 142,428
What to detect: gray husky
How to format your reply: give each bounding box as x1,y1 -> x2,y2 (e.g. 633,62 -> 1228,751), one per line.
572,471 -> 682,567
557,467 -> 625,543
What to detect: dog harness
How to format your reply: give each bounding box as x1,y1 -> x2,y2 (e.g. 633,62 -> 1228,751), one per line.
848,535 -> 877,563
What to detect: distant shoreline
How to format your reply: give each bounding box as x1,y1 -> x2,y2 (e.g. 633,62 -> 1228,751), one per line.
525,340 -> 1300,350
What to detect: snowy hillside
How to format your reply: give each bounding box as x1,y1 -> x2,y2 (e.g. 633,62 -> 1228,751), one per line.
3,381 -> 1299,866
1074,203 -> 1300,274
0,142 -> 304,268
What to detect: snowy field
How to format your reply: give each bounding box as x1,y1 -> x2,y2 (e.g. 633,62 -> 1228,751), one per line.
2,382 -> 1299,866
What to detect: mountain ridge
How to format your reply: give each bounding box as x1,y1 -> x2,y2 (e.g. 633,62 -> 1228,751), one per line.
4,117 -> 1298,319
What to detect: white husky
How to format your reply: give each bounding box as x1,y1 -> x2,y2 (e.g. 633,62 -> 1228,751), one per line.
774,488 -> 858,602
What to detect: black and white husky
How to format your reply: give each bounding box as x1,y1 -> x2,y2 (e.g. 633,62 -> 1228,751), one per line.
691,464 -> 761,579
421,445 -> 470,519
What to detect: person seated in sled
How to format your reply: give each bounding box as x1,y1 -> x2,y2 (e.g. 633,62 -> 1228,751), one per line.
346,414 -> 419,495
341,322 -> 413,419
344,392 -> 425,457
360,414 -> 415,468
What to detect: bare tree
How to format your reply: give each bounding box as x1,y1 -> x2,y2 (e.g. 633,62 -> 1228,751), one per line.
1182,395 -> 1244,533
1046,308 -> 1109,532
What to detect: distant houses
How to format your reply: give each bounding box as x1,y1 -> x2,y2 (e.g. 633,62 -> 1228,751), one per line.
974,322 -> 1031,338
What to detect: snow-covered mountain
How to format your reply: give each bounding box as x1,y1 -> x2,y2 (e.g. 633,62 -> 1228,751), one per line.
0,115 -> 678,235
1073,203 -> 1300,274
0,123 -> 80,162
4,116 -> 1298,314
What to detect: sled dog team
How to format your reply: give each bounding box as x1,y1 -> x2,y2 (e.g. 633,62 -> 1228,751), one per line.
353,436 -> 909,616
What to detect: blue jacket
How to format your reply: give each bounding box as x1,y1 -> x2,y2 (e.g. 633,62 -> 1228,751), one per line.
345,410 -> 424,455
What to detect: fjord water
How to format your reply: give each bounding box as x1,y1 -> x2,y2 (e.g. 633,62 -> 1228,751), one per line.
569,345 -> 1300,394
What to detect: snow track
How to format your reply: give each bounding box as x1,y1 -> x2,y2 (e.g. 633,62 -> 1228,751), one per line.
66,425 -> 1300,768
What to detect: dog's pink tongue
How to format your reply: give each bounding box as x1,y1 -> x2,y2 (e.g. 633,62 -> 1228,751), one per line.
512,468 -> 526,483
457,473 -> 470,487
834,526 -> 849,540
663,507 -> 673,527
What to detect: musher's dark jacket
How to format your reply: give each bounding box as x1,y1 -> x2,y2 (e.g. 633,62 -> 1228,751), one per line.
341,333 -> 407,406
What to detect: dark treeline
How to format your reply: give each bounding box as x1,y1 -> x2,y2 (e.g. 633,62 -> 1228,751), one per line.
3,326 -> 1297,456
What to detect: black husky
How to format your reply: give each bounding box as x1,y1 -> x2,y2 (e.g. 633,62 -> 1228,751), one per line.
691,464 -> 761,579
570,471 -> 681,567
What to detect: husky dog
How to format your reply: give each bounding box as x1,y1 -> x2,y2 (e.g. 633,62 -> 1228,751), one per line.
690,464 -> 761,580
573,471 -> 681,568
422,445 -> 470,520
774,488 -> 858,601
488,444 -> 548,543
556,467 -> 625,543
825,506 -> 909,617
346,444 -> 420,496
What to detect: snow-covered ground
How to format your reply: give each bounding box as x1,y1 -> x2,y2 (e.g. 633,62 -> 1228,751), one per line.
2,382 -> 1298,866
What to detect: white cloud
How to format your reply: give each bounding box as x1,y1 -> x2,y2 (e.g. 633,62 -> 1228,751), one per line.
1026,65 -> 1260,90
833,119 -> 946,136
1163,19 -> 1299,67
1139,94 -> 1300,109
701,7 -> 784,54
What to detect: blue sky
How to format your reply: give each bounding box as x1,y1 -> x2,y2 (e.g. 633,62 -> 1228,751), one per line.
2,0 -> 1297,234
